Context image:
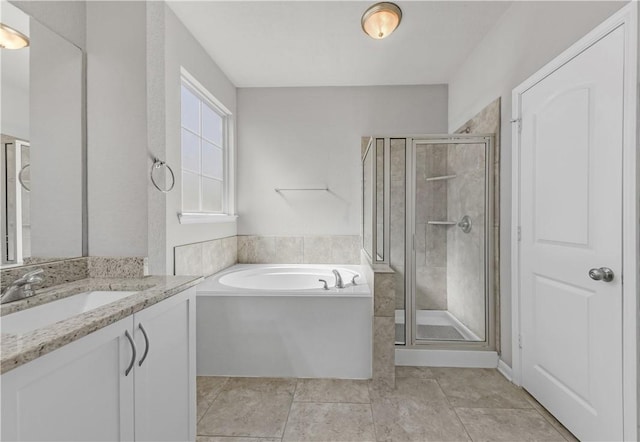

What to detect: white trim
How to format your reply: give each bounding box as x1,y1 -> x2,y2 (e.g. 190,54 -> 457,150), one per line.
13,141 -> 25,265
179,67 -> 235,216
180,67 -> 232,116
395,349 -> 498,368
395,309 -> 481,342
178,213 -> 238,224
511,3 -> 637,440
497,359 -> 513,382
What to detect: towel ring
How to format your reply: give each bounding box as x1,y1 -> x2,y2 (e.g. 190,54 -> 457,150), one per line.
150,159 -> 175,193
18,164 -> 31,192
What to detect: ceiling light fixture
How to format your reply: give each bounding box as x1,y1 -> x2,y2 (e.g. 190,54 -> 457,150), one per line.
361,2 -> 402,40
0,23 -> 29,49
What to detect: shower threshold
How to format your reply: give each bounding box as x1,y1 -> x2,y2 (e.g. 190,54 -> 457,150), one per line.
395,309 -> 481,343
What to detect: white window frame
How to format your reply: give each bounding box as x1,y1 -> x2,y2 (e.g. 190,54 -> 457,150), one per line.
178,68 -> 236,224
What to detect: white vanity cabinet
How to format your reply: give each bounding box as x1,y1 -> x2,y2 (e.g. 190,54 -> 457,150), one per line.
1,316 -> 136,441
133,288 -> 196,442
1,287 -> 196,442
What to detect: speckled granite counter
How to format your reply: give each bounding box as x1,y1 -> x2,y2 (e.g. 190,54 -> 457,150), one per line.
0,275 -> 203,374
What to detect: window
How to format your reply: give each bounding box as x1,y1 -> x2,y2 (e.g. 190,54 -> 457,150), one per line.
179,71 -> 234,223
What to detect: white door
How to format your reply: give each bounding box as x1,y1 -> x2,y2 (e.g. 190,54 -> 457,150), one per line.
518,26 -> 624,441
134,288 -> 196,441
1,317 -> 135,441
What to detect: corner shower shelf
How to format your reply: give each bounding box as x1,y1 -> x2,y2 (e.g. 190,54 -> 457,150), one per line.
427,221 -> 457,225
425,174 -> 457,182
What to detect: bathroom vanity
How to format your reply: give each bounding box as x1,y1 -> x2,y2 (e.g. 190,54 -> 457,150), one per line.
0,276 -> 201,441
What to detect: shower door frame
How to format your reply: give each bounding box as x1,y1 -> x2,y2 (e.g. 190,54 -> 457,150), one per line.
404,135 -> 495,350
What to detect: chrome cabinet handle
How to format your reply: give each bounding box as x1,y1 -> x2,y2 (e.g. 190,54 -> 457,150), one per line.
138,323 -> 150,366
124,330 -> 136,376
589,267 -> 614,282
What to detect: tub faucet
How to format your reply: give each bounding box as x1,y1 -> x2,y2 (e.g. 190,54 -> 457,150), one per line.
332,269 -> 345,289
1,268 -> 44,304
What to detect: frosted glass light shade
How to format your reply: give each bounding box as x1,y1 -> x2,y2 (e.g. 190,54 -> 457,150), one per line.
0,23 -> 29,49
361,2 -> 402,40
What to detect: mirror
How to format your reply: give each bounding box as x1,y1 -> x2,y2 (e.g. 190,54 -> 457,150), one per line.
0,2 -> 84,268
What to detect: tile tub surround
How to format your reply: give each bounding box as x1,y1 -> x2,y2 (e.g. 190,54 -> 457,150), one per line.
196,368 -> 575,441
0,274 -> 203,374
362,254 -> 396,389
0,257 -> 88,292
174,236 -> 238,277
237,235 -> 360,265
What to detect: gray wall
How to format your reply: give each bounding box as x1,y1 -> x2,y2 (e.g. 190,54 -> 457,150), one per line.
447,0 -> 627,367
163,5 -> 238,274
237,85 -> 448,236
86,1 -> 148,257
10,0 -> 86,50
146,1 -> 166,274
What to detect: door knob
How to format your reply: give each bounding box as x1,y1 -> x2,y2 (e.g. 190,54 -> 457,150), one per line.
588,267 -> 614,282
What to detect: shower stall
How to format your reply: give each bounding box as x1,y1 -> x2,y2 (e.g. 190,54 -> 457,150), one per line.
363,135 -> 494,349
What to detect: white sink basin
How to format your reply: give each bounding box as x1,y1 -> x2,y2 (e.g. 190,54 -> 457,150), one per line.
0,291 -> 137,335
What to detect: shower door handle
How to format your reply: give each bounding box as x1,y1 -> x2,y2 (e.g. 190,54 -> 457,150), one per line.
588,267 -> 614,282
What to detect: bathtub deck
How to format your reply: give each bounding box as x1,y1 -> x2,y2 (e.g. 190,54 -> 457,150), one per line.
196,367 -> 576,441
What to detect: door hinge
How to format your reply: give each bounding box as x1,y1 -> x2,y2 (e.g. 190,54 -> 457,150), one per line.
517,226 -> 522,242
518,334 -> 523,349
511,118 -> 522,134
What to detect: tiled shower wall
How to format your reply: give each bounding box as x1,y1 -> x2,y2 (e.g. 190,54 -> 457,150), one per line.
389,98 -> 500,345
174,236 -> 237,277
446,143 -> 487,339
454,98 -> 501,345
415,144 -> 449,310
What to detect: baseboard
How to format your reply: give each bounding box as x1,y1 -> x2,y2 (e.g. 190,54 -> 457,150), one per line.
395,348 -> 498,368
497,359 -> 513,381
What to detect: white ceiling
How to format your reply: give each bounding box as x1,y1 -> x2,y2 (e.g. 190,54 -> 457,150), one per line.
167,1 -> 512,88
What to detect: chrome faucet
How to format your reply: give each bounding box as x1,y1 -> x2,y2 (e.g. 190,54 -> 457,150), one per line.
332,269 -> 345,289
1,269 -> 44,304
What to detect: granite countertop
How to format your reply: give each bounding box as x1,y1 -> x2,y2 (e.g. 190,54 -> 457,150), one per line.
0,275 -> 203,374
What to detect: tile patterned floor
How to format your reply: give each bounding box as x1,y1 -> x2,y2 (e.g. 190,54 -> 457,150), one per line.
197,367 -> 578,442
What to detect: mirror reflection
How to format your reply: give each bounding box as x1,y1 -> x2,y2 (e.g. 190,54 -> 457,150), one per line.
0,2 -> 84,268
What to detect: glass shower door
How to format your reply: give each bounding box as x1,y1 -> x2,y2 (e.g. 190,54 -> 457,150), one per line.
410,137 -> 493,346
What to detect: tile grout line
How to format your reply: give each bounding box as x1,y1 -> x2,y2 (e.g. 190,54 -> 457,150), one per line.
369,401 -> 379,442
529,407 -> 574,442
434,377 -> 475,442
292,400 -> 373,405
279,378 -> 299,441
451,407 -> 476,442
196,377 -> 231,430
521,390 -> 576,441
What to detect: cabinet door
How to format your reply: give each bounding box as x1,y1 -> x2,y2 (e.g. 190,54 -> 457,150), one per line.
133,287 -> 196,441
1,317 -> 136,441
